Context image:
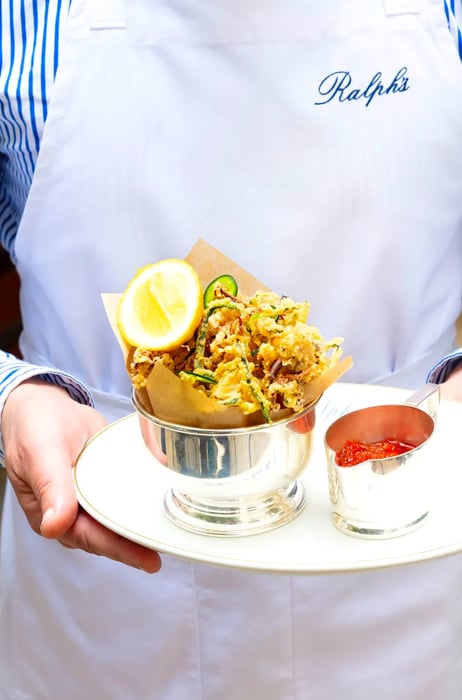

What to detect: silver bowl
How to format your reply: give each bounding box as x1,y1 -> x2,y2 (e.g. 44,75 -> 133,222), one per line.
133,391 -> 319,536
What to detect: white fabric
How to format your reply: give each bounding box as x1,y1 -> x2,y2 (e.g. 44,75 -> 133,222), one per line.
2,0 -> 462,697
382,0 -> 422,15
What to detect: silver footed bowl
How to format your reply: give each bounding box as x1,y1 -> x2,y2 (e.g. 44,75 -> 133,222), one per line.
133,390 -> 319,537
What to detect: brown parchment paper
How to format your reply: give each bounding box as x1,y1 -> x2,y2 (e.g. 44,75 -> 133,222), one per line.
103,238 -> 353,427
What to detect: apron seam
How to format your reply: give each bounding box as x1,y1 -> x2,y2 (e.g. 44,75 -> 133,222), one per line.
190,564 -> 205,700
288,577 -> 297,700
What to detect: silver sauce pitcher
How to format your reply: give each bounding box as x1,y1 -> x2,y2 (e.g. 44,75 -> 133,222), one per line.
324,384 -> 440,539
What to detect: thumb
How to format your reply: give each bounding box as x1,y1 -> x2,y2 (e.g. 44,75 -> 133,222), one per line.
38,456 -> 79,539
41,505 -> 78,539
2,380 -> 105,540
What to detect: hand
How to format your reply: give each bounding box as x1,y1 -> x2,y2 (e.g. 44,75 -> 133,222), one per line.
439,363 -> 462,402
1,378 -> 161,573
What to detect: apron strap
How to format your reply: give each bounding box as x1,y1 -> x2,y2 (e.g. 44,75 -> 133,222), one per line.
382,0 -> 422,14
89,0 -> 127,31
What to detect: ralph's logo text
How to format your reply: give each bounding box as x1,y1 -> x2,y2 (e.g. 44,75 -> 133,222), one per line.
315,67 -> 410,108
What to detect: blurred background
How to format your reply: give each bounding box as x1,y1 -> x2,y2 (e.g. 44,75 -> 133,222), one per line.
0,248 -> 21,356
0,248 -> 21,509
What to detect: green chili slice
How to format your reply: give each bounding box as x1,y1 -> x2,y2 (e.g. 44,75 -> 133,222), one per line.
203,274 -> 238,307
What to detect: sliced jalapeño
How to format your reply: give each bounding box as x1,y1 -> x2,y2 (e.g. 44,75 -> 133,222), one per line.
203,274 -> 238,307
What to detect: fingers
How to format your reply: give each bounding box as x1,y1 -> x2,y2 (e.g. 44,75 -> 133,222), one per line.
57,509 -> 162,573
4,397 -> 90,536
2,379 -> 162,573
5,433 -> 79,536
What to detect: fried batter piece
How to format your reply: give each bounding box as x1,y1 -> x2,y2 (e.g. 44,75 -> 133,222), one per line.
128,285 -> 343,421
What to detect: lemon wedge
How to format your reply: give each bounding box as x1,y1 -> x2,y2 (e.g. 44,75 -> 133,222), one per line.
117,259 -> 203,350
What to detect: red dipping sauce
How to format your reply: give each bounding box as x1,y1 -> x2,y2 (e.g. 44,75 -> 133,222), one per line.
336,438 -> 416,467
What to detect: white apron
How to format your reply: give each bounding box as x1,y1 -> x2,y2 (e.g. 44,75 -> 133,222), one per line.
2,0 -> 462,697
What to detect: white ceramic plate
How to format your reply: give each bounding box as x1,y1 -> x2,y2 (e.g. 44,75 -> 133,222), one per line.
73,383 -> 462,574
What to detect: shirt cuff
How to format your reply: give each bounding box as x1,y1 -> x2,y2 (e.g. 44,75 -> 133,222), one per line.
0,351 -> 94,466
426,349 -> 462,384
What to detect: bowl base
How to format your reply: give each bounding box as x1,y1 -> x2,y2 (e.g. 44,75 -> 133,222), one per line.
331,510 -> 429,539
163,480 -> 306,537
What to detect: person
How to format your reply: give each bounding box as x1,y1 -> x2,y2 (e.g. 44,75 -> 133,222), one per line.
1,0 -> 462,697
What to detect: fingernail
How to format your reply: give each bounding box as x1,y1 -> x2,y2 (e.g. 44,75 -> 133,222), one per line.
40,507 -> 55,533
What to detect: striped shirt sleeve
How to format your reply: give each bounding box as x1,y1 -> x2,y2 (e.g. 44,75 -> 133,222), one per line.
427,349 -> 462,383
0,0 -> 69,258
444,0 -> 462,59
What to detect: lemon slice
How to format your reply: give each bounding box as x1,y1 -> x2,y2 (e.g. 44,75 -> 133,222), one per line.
117,259 -> 203,350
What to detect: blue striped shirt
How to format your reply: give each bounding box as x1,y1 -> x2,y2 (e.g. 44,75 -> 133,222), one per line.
0,1 -> 93,434
0,0 -> 461,441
